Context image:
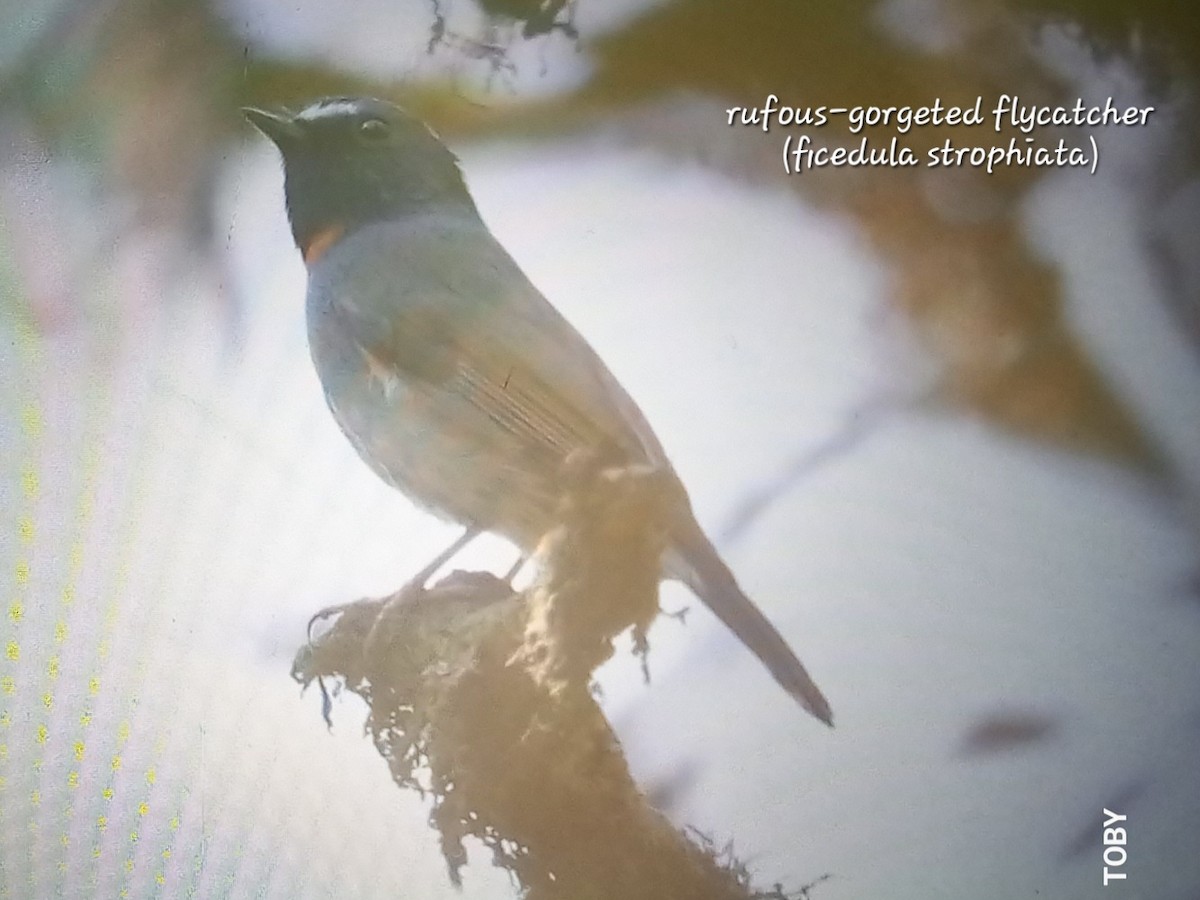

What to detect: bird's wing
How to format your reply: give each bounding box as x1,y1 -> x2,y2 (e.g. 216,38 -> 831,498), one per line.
313,214 -> 672,470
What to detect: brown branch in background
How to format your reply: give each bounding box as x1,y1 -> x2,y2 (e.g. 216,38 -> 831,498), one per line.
292,453 -> 818,899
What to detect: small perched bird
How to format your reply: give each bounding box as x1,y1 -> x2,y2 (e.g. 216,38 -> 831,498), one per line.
245,97 -> 833,725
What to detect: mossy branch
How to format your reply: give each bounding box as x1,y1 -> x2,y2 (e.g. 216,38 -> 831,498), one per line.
292,454 -> 810,899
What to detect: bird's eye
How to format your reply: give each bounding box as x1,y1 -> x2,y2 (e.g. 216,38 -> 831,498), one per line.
359,118 -> 390,141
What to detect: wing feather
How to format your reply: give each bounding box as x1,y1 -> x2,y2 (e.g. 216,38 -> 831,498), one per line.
312,213 -> 670,472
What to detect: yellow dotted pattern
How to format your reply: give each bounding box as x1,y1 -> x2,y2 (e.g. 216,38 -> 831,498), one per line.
85,503 -> 171,893
37,414 -> 99,893
2,316 -> 187,897
2,319 -> 43,894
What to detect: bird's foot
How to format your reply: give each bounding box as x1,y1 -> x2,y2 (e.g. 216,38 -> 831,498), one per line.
306,602 -> 355,644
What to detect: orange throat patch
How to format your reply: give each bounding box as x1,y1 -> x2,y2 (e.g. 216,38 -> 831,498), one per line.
302,223 -> 346,265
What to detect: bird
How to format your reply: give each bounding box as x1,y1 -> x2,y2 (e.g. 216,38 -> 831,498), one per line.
244,97 -> 833,725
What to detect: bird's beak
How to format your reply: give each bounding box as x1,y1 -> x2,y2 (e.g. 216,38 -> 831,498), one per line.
242,107 -> 303,147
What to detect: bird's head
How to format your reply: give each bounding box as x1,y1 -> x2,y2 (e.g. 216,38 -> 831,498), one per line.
244,97 -> 476,262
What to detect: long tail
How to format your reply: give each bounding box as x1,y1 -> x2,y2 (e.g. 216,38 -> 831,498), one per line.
666,516 -> 833,726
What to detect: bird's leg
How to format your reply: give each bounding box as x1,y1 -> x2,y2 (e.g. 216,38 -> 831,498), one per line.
407,525 -> 482,589
308,527 -> 481,645
501,552 -> 528,586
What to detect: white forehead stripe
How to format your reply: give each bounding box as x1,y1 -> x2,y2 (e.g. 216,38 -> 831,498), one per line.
293,99 -> 445,146
297,100 -> 362,121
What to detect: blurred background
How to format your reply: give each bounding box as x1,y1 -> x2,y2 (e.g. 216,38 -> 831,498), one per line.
2,1 -> 1199,897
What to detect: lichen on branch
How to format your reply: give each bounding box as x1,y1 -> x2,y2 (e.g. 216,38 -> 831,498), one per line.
291,454 -> 795,899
